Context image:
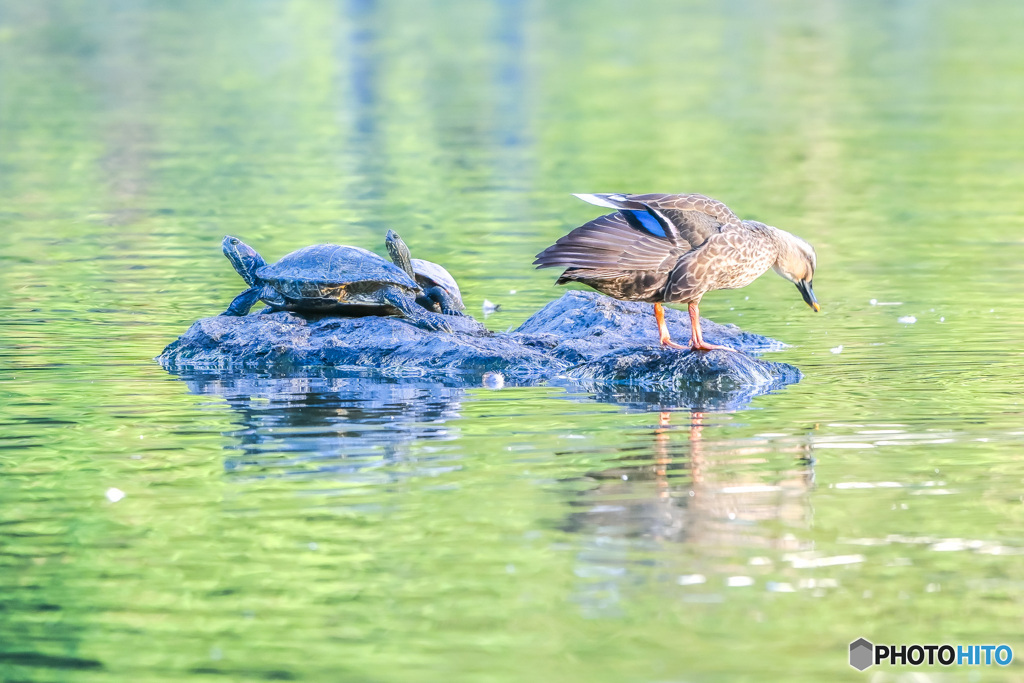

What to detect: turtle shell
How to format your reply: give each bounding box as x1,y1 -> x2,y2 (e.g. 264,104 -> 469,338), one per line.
257,244 -> 419,303
412,258 -> 463,305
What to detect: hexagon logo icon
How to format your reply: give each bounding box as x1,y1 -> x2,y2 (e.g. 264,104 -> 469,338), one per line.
849,638 -> 874,671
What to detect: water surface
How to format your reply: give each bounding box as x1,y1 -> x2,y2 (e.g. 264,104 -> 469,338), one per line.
2,1 -> 1024,680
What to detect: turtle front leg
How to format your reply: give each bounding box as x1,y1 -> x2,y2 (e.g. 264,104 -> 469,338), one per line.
424,286 -> 466,316
382,288 -> 454,333
414,293 -> 442,313
222,287 -> 262,316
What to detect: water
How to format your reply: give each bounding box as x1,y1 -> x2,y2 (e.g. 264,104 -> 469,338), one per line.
3,0 -> 1024,680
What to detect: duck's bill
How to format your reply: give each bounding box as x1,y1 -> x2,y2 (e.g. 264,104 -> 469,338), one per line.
797,280 -> 820,312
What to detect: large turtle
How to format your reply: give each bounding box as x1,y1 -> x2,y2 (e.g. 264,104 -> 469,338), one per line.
220,236 -> 452,332
384,230 -> 466,316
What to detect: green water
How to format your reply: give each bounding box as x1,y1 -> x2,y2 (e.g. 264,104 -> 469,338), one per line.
3,1 -> 1024,680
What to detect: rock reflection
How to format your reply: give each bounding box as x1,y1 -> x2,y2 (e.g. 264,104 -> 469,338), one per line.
175,369 -> 467,482
558,375 -> 795,413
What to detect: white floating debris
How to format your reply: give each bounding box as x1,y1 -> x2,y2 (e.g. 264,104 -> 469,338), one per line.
931,539 -> 974,552
308,542 -> 318,550
105,487 -> 125,503
481,371 -> 505,390
898,316 -> 917,324
677,574 -> 707,586
788,553 -> 865,569
830,345 -> 843,354
726,576 -> 755,587
766,581 -> 795,593
870,299 -> 877,305
940,316 -> 945,322
509,289 -> 517,295
481,299 -> 500,317
840,537 -> 890,546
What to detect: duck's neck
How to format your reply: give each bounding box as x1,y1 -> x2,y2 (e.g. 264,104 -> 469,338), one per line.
763,225 -> 807,281
743,221 -> 788,264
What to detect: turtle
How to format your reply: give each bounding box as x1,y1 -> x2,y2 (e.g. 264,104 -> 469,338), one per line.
384,230 -> 466,316
219,235 -> 453,332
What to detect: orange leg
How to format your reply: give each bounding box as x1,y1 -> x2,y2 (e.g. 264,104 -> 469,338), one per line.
654,303 -> 686,349
688,301 -> 735,352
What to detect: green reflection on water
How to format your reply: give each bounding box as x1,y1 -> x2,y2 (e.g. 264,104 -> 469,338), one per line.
2,0 -> 1024,680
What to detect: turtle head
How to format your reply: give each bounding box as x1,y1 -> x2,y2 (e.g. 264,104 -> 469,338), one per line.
385,229 -> 415,278
771,229 -> 820,312
222,236 -> 267,288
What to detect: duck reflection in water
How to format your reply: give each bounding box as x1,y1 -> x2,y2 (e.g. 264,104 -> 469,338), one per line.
565,411 -> 816,617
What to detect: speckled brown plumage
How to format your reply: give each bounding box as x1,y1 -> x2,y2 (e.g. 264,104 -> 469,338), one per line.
535,193 -> 820,351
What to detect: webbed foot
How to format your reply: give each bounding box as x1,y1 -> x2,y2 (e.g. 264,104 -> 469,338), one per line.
689,338 -> 736,352
384,288 -> 455,333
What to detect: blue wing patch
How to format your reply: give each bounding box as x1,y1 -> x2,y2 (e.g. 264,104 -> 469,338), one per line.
623,209 -> 667,238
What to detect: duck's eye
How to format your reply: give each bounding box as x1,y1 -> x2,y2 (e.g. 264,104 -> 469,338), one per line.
230,238 -> 239,245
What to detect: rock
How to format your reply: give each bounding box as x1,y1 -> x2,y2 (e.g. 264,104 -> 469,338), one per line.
158,291 -> 801,409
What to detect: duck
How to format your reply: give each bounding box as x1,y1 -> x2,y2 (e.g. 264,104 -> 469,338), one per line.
534,193 -> 820,351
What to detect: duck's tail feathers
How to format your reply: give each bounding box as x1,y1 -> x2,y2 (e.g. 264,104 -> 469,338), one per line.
535,211 -> 689,274
572,193 -> 635,209
555,267 -> 632,284
535,213 -> 649,269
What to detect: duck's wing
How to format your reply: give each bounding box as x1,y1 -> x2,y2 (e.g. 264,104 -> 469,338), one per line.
534,212 -> 691,273
574,192 -> 743,248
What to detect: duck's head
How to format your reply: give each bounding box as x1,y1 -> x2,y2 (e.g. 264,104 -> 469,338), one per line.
771,231 -> 820,312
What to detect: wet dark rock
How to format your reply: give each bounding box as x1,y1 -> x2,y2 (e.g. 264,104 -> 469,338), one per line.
159,290 -> 801,408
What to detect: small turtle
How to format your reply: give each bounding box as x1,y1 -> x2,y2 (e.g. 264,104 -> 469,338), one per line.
384,230 -> 466,316
220,236 -> 452,332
